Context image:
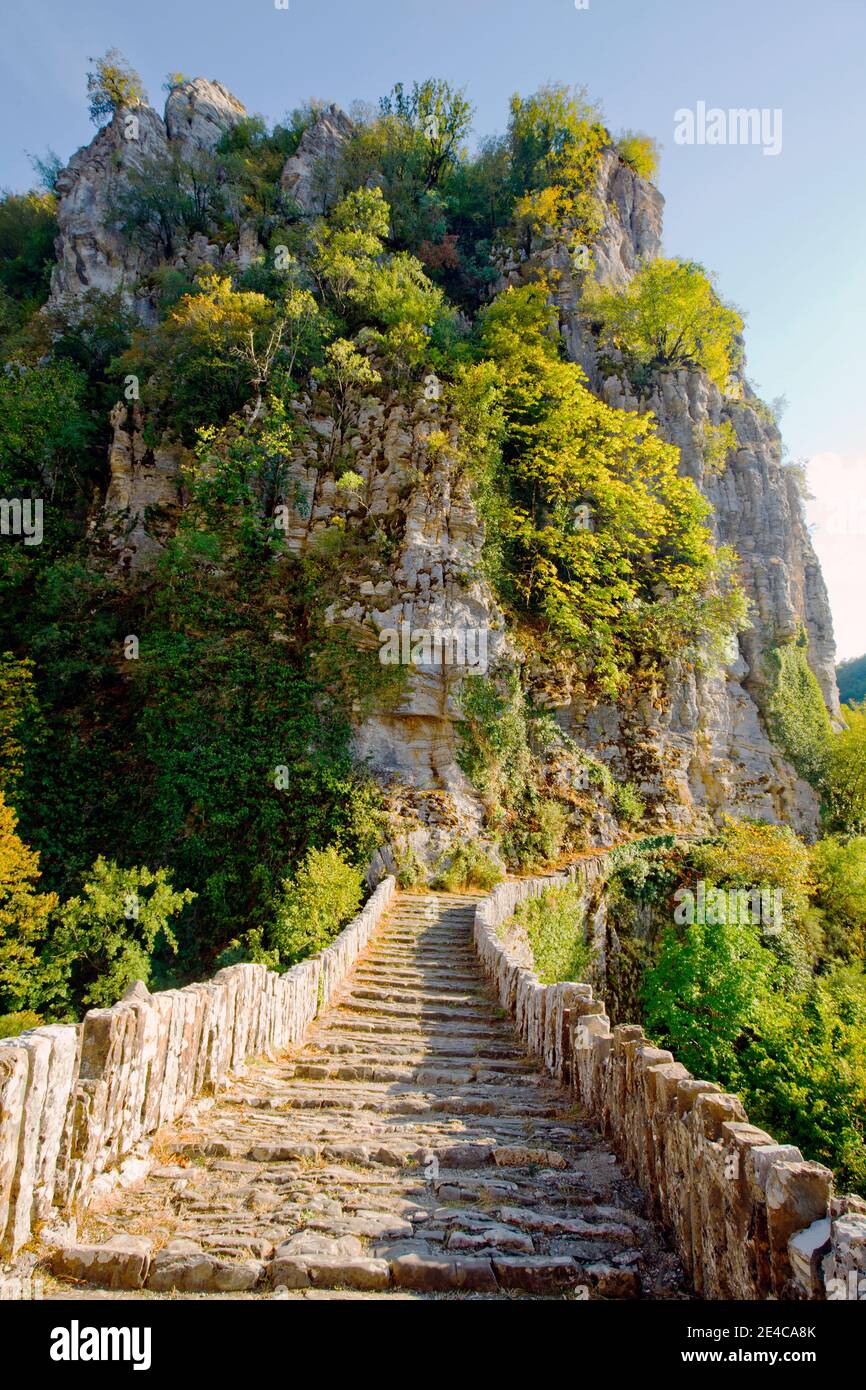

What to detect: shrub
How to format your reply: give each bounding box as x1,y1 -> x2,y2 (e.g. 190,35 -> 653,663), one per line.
431,841 -> 502,892
585,256 -> 744,390
810,835 -> 866,965
46,859 -> 195,1013
0,1010 -> 42,1038
270,845 -> 365,965
0,791 -> 57,1014
824,701 -> 866,835
689,816 -> 813,936
500,798 -> 567,871
392,839 -> 427,890
512,884 -> 590,984
642,911 -> 774,1084
613,780 -> 645,826
474,281 -> 747,694
615,131 -> 659,180
0,191 -> 57,312
764,630 -> 833,789
697,419 -> 738,475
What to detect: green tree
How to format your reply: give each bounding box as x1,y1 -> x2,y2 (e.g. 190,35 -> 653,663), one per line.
47,858 -> 195,1011
86,49 -> 147,125
118,273 -> 281,440
642,912 -> 774,1084
270,845 -> 364,964
0,790 -> 57,1014
811,835 -> 866,965
115,148 -> 223,257
586,256 -> 744,389
472,281 -> 747,693
0,190 -> 58,312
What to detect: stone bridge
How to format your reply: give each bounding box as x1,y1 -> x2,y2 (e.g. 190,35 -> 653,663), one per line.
0,863 -> 863,1300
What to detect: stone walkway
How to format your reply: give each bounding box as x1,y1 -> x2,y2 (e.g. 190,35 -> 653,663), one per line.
46,892 -> 687,1299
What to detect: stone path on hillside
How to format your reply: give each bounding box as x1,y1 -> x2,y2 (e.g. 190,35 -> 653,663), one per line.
46,893 -> 688,1300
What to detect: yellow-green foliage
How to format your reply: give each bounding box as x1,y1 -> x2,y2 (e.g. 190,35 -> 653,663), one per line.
512,884 -> 590,984
432,841 -> 502,892
270,845 -> 365,965
690,815 -> 813,930
697,419 -> 738,475
506,84 -> 608,247
0,1010 -> 41,1038
811,835 -> 866,965
586,257 -> 744,390
615,131 -> 660,180
472,282 -> 747,694
825,701 -> 866,834
0,791 -> 57,1014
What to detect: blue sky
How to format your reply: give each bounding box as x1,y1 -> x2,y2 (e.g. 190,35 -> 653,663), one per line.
2,0 -> 864,656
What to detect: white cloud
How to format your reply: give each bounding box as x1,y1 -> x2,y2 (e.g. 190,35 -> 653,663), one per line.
803,451 -> 866,662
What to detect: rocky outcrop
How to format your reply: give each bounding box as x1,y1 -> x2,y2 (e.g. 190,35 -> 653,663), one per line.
164,78 -> 246,155
98,402 -> 184,573
474,868 -> 866,1300
0,878 -> 395,1259
48,104 -> 169,312
591,146 -> 664,288
48,79 -> 250,313
280,104 -> 352,214
276,374 -> 511,854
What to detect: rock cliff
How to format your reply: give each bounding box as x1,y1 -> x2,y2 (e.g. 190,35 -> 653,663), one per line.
47,92 -> 838,841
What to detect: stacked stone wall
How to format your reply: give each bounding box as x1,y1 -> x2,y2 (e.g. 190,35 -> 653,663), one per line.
0,877 -> 396,1257
474,866 -> 866,1301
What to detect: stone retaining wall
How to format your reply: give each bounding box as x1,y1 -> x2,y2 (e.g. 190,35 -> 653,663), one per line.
474,865 -> 866,1301
0,877 -> 396,1259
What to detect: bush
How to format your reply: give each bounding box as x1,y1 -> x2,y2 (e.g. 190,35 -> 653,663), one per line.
500,798 -> 567,871
46,859 -> 195,1013
764,630 -> 833,789
0,790 -> 57,1014
431,841 -> 502,892
613,780 -> 645,826
824,701 -> 866,835
0,1010 -> 42,1038
615,131 -> 659,180
473,281 -> 747,695
270,845 -> 365,965
810,835 -> 866,966
512,884 -> 590,984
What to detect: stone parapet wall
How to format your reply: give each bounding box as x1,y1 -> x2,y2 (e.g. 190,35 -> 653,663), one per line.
474,864 -> 866,1301
0,877 -> 396,1259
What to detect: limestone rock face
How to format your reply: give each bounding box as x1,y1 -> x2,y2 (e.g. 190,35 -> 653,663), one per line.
49,80 -> 250,314
280,105 -> 353,214
100,402 -> 183,573
164,78 -> 246,154
48,104 -> 169,310
275,377 -> 508,850
591,146 -> 664,288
